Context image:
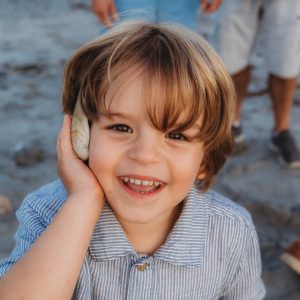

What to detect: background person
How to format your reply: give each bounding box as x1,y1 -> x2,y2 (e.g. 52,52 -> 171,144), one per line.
219,0 -> 300,167
91,0 -> 223,30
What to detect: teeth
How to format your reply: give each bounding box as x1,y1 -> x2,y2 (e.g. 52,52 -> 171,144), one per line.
121,177 -> 162,186
123,177 -> 130,183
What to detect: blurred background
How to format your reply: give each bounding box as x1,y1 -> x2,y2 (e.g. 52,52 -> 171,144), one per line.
0,0 -> 300,298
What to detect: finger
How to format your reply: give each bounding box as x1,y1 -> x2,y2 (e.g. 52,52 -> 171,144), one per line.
110,2 -> 119,22
99,11 -> 113,28
56,133 -> 60,159
61,115 -> 72,148
56,119 -> 64,175
56,117 -> 65,159
208,0 -> 222,12
56,115 -> 76,178
201,0 -> 222,13
200,0 -> 209,11
59,115 -> 77,159
91,0 -> 103,23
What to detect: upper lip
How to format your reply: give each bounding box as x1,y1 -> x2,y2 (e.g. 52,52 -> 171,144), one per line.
118,174 -> 166,184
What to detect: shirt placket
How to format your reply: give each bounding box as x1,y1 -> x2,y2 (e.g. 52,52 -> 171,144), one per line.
127,256 -> 154,300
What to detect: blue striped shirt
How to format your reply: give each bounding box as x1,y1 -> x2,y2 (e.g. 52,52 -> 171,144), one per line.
0,180 -> 265,299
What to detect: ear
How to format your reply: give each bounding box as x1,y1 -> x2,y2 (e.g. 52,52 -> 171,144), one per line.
197,171 -> 206,180
197,163 -> 206,180
71,100 -> 90,160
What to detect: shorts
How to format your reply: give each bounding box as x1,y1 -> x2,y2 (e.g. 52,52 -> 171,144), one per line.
219,0 -> 300,77
114,0 -> 199,30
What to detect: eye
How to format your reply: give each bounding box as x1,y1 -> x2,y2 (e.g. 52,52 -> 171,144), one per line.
166,132 -> 188,141
108,124 -> 133,133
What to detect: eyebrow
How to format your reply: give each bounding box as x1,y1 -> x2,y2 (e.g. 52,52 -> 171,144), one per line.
100,112 -> 135,120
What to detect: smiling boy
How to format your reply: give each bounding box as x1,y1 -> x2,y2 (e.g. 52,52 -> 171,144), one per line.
87,66 -> 206,254
0,22 -> 266,299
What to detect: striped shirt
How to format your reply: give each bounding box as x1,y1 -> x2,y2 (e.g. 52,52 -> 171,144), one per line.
0,180 -> 266,299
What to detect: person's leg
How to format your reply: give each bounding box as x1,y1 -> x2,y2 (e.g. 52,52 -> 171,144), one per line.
268,75 -> 297,132
263,0 -> 300,131
232,65 -> 251,122
230,66 -> 252,152
219,0 -> 259,78
268,74 -> 300,168
263,0 -> 300,167
264,0 -> 300,132
219,0 -> 261,152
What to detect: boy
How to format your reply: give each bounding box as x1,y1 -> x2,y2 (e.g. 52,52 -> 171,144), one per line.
0,21 -> 266,299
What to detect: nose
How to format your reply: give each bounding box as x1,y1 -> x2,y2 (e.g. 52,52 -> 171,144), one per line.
127,132 -> 161,164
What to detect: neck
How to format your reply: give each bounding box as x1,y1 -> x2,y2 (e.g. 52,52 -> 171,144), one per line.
118,203 -> 183,255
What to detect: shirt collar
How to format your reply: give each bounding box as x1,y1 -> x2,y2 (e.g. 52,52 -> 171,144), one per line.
89,185 -> 208,268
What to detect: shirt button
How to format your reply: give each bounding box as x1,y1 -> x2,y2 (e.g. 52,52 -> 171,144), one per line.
136,263 -> 149,271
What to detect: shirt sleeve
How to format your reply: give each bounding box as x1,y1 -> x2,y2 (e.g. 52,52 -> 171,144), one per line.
222,226 -> 266,300
0,193 -> 47,278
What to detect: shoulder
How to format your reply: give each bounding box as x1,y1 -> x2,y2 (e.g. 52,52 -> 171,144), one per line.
190,188 -> 260,263
17,179 -> 68,226
190,187 -> 254,229
206,190 -> 252,226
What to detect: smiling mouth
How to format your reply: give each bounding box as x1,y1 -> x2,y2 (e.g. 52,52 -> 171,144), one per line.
120,176 -> 164,194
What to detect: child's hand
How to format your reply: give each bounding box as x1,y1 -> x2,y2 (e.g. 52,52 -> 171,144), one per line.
57,115 -> 104,200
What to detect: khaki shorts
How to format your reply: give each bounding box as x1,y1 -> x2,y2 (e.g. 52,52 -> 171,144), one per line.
219,0 -> 300,77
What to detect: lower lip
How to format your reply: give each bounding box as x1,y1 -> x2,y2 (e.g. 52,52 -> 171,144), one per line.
117,178 -> 165,199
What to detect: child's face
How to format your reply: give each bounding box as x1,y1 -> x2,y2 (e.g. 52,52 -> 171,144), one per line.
89,68 -> 205,227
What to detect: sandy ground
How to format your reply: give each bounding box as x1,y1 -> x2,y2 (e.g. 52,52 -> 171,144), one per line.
1,0 -> 300,298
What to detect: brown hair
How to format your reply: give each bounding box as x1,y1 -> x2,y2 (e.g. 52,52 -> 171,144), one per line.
62,21 -> 235,190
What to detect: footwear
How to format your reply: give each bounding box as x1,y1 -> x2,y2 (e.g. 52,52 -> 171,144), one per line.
231,122 -> 247,154
281,240 -> 300,275
269,130 -> 300,168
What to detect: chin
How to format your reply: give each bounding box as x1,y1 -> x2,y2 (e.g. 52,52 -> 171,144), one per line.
120,210 -> 158,224
113,205 -> 160,225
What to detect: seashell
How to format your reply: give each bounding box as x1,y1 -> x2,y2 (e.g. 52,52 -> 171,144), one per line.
71,100 -> 90,160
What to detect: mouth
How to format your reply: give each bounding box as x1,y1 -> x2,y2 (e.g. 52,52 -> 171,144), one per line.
119,175 -> 165,195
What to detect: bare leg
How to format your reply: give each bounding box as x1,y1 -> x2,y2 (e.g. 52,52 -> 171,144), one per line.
231,65 -> 251,121
268,74 -> 297,132
268,74 -> 300,168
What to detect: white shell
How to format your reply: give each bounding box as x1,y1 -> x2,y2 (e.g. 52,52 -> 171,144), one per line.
71,100 -> 90,160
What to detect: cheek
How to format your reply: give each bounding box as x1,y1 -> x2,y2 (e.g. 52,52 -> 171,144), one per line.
88,139 -> 114,178
171,148 -> 204,181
